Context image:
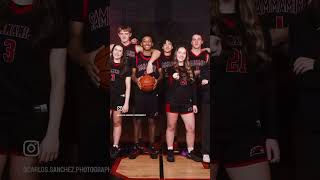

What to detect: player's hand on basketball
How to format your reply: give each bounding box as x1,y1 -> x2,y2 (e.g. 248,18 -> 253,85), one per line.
201,79 -> 209,86
146,61 -> 154,74
266,138 -> 280,163
210,35 -> 222,56
193,105 -> 198,114
131,38 -> 139,44
83,45 -> 105,87
39,134 -> 59,163
173,73 -> 180,80
153,78 -> 158,90
122,103 -> 129,113
137,77 -> 142,89
294,57 -> 315,74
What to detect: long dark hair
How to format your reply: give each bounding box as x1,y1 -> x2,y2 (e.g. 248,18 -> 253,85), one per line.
173,47 -> 194,82
110,44 -> 128,76
0,0 -> 64,48
211,0 -> 270,63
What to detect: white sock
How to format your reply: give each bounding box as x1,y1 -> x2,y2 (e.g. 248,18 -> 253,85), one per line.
113,144 -> 119,148
203,154 -> 210,163
168,146 -> 173,150
187,147 -> 194,153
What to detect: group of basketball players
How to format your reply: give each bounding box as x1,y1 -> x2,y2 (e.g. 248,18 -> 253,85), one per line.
109,26 -> 211,164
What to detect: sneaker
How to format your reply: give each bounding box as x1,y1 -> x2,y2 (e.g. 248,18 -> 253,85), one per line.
167,150 -> 175,162
149,145 -> 158,159
110,146 -> 120,160
187,150 -> 202,162
203,154 -> 210,163
128,144 -> 140,159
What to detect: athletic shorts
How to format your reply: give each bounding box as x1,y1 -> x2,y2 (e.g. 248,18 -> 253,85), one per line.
165,103 -> 193,114
134,92 -> 159,118
110,93 -> 125,111
0,112 -> 48,156
213,135 -> 267,168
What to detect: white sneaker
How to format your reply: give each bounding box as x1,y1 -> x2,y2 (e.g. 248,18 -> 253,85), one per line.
203,154 -> 210,163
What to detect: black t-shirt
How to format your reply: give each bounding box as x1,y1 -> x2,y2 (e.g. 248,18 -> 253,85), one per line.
255,0 -> 308,29
0,2 -> 67,112
110,62 -> 131,95
69,0 -> 109,51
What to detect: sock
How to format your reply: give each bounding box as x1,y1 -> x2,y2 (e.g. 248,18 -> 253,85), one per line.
113,144 -> 118,148
188,147 -> 194,153
168,146 -> 173,150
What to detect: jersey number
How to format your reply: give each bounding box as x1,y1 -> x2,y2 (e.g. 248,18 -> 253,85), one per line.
226,49 -> 247,73
2,39 -> 17,63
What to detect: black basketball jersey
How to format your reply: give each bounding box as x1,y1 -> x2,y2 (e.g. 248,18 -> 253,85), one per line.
0,2 -> 66,112
123,43 -> 136,69
255,0 -> 308,29
110,62 -> 131,95
134,52 -> 160,79
189,50 -> 208,72
166,66 -> 197,105
160,54 -> 174,79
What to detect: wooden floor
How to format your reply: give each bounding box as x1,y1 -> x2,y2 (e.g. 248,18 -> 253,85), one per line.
112,155 -> 210,180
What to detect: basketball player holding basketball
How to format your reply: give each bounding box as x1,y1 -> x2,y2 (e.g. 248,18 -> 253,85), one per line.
211,0 -> 280,180
129,35 -> 163,159
0,0 -> 66,179
165,46 -> 201,162
290,0 -> 320,179
109,44 -> 131,160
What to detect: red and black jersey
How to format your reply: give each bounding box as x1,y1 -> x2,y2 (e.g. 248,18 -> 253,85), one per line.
213,13 -> 277,139
110,62 -> 131,96
123,43 -> 137,69
166,66 -> 197,106
0,2 -> 66,113
189,50 -> 209,72
160,54 -> 174,79
255,0 -> 308,29
69,0 -> 109,51
134,52 -> 160,79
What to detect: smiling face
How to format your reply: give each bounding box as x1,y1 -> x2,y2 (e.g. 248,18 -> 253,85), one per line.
176,47 -> 187,63
118,30 -> 132,44
112,45 -> 124,60
162,40 -> 173,53
141,36 -> 153,51
191,34 -> 204,49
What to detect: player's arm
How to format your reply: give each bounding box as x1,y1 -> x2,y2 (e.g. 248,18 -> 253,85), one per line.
131,68 -> 141,89
68,21 -> 104,86
39,48 -> 67,162
270,28 -> 288,47
122,76 -> 131,113
136,45 -> 161,74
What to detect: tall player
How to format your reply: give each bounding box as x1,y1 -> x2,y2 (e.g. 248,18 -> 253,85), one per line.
129,36 -> 163,159
165,46 -> 201,162
0,0 -> 66,179
211,0 -> 280,180
109,44 -> 131,159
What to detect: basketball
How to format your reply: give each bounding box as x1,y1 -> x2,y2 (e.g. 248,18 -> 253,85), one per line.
94,46 -> 110,89
139,75 -> 156,92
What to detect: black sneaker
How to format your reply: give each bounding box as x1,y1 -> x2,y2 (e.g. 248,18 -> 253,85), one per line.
167,150 -> 175,162
187,150 -> 202,162
129,145 -> 140,159
149,145 -> 158,159
110,146 -> 120,160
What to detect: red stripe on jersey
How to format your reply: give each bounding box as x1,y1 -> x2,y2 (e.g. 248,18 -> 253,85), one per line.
10,1 -> 32,14
82,0 -> 89,20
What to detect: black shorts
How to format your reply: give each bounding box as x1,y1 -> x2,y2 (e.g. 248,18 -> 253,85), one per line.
165,103 -> 193,114
213,135 -> 267,168
110,93 -> 125,111
134,91 -> 159,118
0,112 -> 48,156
